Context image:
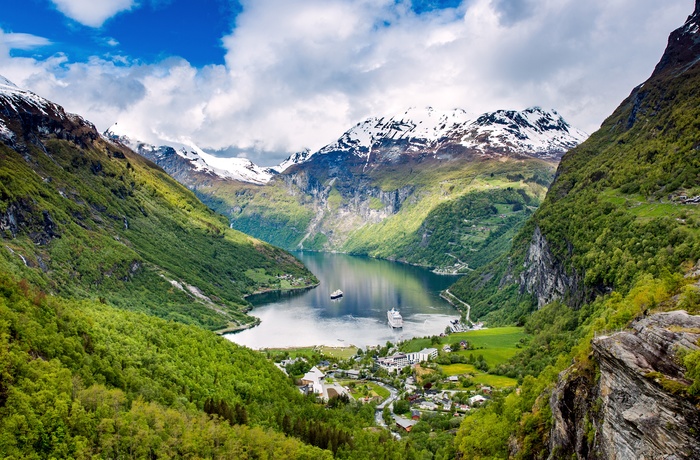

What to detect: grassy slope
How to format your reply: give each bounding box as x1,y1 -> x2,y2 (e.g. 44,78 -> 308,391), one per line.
0,135 -> 316,330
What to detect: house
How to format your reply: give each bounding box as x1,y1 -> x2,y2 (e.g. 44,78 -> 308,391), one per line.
395,416 -> 418,432
419,401 -> 438,411
411,410 -> 421,420
447,375 -> 460,383
300,366 -> 325,395
442,344 -> 451,353
469,395 -> 487,406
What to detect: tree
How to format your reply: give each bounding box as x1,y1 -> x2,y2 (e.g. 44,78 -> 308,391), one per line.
393,399 -> 410,415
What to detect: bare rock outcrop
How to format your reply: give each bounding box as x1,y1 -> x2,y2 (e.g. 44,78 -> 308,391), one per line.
549,311 -> 700,460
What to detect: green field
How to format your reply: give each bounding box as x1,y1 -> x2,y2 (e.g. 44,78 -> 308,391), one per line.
317,346 -> 359,359
441,363 -> 479,375
404,327 -> 527,389
343,380 -> 390,401
471,374 -> 518,388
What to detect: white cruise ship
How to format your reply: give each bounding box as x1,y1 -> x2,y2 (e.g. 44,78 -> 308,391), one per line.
387,307 -> 403,328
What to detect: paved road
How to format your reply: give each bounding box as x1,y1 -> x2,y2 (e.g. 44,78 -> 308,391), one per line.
374,381 -> 399,432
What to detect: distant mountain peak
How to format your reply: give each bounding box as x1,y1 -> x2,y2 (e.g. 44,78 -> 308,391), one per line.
316,106 -> 587,164
0,74 -> 97,147
104,125 -> 276,185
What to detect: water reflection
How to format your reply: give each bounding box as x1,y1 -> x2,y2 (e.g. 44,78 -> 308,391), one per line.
226,252 -> 460,349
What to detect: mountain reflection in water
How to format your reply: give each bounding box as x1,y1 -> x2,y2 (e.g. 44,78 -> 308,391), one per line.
226,252 -> 460,349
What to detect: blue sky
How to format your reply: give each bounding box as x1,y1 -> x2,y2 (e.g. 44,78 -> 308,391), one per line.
3,0 -> 239,66
0,0 -> 693,165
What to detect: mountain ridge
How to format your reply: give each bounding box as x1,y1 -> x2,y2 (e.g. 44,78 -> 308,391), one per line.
109,105 -> 587,186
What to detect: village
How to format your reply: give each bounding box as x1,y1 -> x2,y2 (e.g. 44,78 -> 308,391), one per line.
270,327 -> 523,435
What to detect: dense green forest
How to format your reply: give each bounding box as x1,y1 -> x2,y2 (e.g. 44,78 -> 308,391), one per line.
0,271 -> 429,458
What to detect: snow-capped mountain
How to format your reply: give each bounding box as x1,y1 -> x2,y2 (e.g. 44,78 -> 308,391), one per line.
317,106 -> 587,162
0,76 -> 97,146
105,124 -> 275,185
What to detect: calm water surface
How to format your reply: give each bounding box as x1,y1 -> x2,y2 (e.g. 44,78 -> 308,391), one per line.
226,252 -> 460,349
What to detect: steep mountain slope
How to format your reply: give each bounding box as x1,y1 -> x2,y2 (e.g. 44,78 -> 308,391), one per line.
0,77 -> 316,331
451,0 -> 700,322
452,4 -> 700,459
168,106 -> 585,271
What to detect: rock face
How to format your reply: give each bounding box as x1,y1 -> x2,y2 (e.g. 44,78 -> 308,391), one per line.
594,311 -> 700,459
549,311 -> 700,460
519,225 -> 582,307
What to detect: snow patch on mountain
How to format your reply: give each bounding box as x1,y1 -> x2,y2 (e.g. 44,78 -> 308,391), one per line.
272,148 -> 315,173
317,106 -> 587,161
318,107 -> 474,159
105,123 -> 275,185
0,77 -> 56,117
0,75 -> 94,143
460,107 -> 589,158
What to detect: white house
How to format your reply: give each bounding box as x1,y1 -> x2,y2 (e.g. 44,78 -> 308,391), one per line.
301,366 -> 325,395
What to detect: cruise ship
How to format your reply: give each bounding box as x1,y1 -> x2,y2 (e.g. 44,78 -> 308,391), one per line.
387,307 -> 403,328
330,289 -> 343,299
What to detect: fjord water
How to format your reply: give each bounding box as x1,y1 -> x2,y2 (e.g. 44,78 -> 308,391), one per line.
226,252 -> 460,349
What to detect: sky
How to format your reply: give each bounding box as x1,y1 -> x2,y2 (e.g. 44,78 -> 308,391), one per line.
0,0 -> 693,166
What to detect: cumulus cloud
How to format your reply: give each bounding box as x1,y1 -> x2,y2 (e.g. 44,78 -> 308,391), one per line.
3,0 -> 693,166
50,0 -> 136,27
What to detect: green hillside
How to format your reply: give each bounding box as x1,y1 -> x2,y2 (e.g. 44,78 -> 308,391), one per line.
0,271 -> 419,458
0,116 -> 316,331
450,12 -> 700,324
450,6 -> 700,458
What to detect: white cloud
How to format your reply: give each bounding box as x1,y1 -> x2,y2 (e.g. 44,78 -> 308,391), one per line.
50,0 -> 136,27
2,0 -> 694,166
1,32 -> 52,50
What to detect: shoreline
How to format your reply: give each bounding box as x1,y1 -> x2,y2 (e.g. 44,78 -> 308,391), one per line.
244,281 -> 319,299
219,282 -> 319,336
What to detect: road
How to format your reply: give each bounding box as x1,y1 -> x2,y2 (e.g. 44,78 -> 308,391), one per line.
373,380 -> 400,437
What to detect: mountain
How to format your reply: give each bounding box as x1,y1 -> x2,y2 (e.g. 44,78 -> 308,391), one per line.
0,77 -> 424,459
0,76 -> 316,332
315,106 -> 586,164
133,106 -> 585,271
105,125 -> 277,185
452,3 -> 700,458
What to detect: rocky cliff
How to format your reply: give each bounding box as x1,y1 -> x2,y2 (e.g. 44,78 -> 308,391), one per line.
549,311 -> 700,459
518,225 -> 582,308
